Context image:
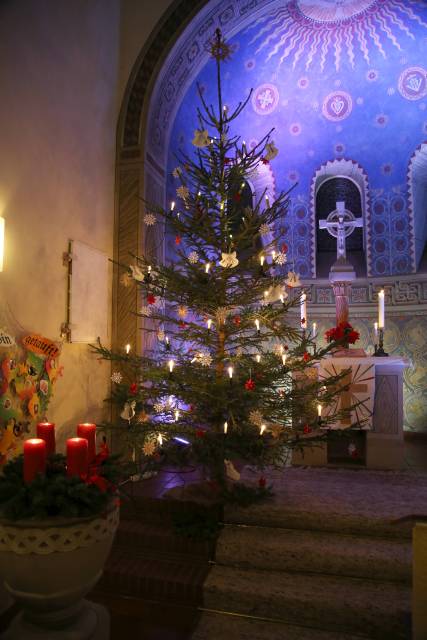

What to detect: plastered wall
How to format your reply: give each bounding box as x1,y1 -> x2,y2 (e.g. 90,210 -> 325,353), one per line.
0,0 -> 174,448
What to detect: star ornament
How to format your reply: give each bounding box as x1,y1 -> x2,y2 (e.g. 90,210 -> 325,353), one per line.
143,213 -> 156,226
209,33 -> 234,62
177,185 -> 190,200
219,251 -> 239,268
192,129 -> 210,148
245,378 -> 256,391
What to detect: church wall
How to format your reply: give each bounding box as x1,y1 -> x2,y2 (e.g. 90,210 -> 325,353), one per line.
165,0 -> 427,279
0,0 -> 122,447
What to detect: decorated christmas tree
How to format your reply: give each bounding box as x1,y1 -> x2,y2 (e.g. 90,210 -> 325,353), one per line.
94,30 -> 357,500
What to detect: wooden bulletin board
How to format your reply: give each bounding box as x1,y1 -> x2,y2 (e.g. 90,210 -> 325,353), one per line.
68,240 -> 109,343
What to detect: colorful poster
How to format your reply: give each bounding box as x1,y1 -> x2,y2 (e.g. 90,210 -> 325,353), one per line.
0,330 -> 63,465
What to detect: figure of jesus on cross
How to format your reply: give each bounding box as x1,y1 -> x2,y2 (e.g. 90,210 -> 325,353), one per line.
319,201 -> 363,262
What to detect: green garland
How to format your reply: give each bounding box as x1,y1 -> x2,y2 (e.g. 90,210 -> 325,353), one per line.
0,454 -> 122,521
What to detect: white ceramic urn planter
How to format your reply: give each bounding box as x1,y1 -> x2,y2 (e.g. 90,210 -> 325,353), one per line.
0,502 -> 119,639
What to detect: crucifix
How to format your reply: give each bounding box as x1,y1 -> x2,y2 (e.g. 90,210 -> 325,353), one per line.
319,201 -> 364,327
319,201 -> 363,262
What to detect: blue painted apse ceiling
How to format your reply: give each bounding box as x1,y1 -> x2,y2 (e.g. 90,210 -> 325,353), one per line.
167,0 -> 427,278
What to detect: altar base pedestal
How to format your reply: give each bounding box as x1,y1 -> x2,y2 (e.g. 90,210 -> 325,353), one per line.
292,356 -> 407,470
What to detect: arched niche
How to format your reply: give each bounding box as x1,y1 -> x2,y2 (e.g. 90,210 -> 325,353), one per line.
408,141 -> 427,271
310,159 -> 371,277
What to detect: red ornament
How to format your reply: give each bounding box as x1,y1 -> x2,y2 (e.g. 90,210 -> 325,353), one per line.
245,378 -> 255,391
258,476 -> 266,488
175,235 -> 182,245
261,158 -> 269,165
233,192 -> 242,203
179,321 -> 186,329
303,424 -> 312,434
233,315 -> 241,325
86,474 -> 108,492
284,344 -> 289,351
281,243 -> 288,253
301,317 -> 306,326
195,429 -> 205,438
303,352 -> 311,362
147,293 -> 156,305
129,383 -> 138,396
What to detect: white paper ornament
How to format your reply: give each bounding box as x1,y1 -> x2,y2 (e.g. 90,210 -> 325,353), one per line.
219,251 -> 239,268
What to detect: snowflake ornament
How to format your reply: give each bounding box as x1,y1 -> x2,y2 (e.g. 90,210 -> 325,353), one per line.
219,251 -> 239,268
192,129 -> 210,148
177,185 -> 190,200
188,251 -> 199,264
154,402 -> 164,414
197,352 -> 213,367
275,252 -> 287,266
143,439 -> 157,457
111,372 -> 123,384
143,213 -> 156,226
249,410 -> 263,426
172,166 -> 182,178
259,223 -> 271,236
140,305 -> 152,317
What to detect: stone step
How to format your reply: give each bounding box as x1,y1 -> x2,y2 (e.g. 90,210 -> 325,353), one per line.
216,524 -> 411,583
202,565 -> 411,639
115,519 -> 213,558
225,467 -> 427,540
192,611 -> 373,640
97,546 -> 209,605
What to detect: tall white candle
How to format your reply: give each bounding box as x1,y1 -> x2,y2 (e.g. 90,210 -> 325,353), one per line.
300,293 -> 307,328
378,290 -> 385,329
312,322 -> 317,338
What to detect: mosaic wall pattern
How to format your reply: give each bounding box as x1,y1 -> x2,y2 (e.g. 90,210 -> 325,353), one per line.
166,0 -> 427,277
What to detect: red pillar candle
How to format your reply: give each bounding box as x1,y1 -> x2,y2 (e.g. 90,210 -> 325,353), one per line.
67,438 -> 89,477
77,423 -> 96,462
23,438 -> 47,484
36,422 -> 56,456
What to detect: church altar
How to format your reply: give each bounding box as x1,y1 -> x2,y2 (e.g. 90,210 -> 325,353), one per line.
293,354 -> 408,469
293,200 -> 409,470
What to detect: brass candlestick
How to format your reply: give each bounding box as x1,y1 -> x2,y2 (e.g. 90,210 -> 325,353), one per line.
374,327 -> 388,357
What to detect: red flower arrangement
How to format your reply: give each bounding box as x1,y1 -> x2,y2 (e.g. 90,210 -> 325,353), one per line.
325,321 -> 360,345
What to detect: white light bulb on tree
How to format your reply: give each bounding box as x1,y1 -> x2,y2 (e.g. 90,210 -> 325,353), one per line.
168,360 -> 175,374
256,354 -> 261,363
255,319 -> 260,334
228,366 -> 233,381
224,421 -> 228,434
260,424 -> 266,435
125,344 -> 131,355
260,255 -> 265,267
205,262 -> 211,274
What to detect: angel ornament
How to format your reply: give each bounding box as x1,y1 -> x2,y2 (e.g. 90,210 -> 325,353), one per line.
219,251 -> 239,269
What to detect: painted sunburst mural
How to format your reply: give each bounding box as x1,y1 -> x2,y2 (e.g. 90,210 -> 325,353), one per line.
250,0 -> 427,70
